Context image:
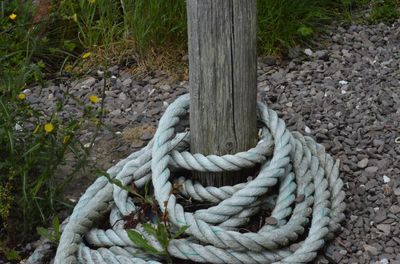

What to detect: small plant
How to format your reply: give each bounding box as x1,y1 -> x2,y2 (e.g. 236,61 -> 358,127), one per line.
257,0 -> 333,54
0,241 -> 21,262
103,170 -> 190,263
0,75 -> 107,249
36,216 -> 61,245
370,0 -> 400,23
127,223 -> 189,264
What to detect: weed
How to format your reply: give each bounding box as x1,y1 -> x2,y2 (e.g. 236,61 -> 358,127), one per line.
370,0 -> 400,23
257,0 -> 334,54
127,223 -> 189,264
0,241 -> 21,262
36,216 -> 61,245
0,69 -> 108,253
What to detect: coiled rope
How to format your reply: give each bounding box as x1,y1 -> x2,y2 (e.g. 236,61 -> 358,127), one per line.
53,93 -> 345,264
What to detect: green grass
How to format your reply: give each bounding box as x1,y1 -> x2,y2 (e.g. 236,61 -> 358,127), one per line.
4,0 -> 395,82
123,0 -> 187,50
257,0 -> 335,54
370,0 -> 400,23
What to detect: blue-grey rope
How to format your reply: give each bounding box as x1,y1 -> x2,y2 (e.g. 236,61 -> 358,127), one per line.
51,93 -> 345,264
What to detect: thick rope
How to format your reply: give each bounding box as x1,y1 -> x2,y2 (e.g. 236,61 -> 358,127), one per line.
53,93 -> 345,264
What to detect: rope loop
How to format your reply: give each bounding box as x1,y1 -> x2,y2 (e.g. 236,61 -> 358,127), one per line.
53,93 -> 345,264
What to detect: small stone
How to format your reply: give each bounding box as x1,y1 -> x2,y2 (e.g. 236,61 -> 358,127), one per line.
350,215 -> 358,221
25,243 -> 32,251
365,179 -> 378,190
141,132 -> 153,141
110,109 -> 122,116
14,123 -> 23,131
394,188 -> 400,196
384,247 -> 394,253
339,80 -> 348,85
97,70 -> 104,77
131,140 -> 145,148
82,77 -> 96,87
110,75 -> 117,85
315,50 -> 329,60
122,78 -> 132,86
108,65 -> 119,74
118,92 -> 127,101
149,78 -> 160,85
23,88 -> 32,96
304,48 -> 313,56
305,126 -> 311,134
160,84 -> 171,91
357,158 -> 369,168
374,208 -> 387,223
359,175 -> 368,184
383,175 -> 390,183
380,259 -> 389,264
365,166 -> 378,173
342,49 -> 352,58
363,244 -> 379,255
264,56 -> 276,66
332,251 -> 344,262
376,223 -> 391,235
373,139 -> 384,147
389,205 -> 400,214
264,217 -> 278,225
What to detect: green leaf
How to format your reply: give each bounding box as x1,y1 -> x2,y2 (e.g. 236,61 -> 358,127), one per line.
22,143 -> 41,157
156,223 -> 169,249
103,172 -> 145,200
142,223 -> 157,236
53,216 -> 61,242
172,225 -> 190,239
37,60 -> 45,69
36,227 -> 54,241
126,230 -> 160,254
4,249 -> 21,261
63,40 -> 77,52
297,26 -> 313,37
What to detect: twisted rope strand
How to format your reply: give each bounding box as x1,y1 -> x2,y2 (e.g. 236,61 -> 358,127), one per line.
52,93 -> 345,264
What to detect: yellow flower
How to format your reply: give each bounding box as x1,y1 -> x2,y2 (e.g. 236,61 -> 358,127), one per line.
17,93 -> 26,100
88,95 -> 100,103
9,13 -> 17,20
82,52 -> 91,59
63,135 -> 71,144
44,123 -> 54,133
89,0 -> 96,3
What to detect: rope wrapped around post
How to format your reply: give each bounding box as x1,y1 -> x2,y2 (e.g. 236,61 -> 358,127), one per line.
52,93 -> 345,264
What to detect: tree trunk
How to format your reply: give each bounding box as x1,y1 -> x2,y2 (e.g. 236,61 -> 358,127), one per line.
187,0 -> 258,187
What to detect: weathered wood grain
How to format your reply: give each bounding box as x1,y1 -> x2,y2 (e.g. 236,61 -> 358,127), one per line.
187,0 -> 258,186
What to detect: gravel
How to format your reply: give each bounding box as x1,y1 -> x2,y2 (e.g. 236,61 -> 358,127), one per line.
18,19 -> 400,264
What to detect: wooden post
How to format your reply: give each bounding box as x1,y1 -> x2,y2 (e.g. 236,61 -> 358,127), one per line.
187,0 -> 258,187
